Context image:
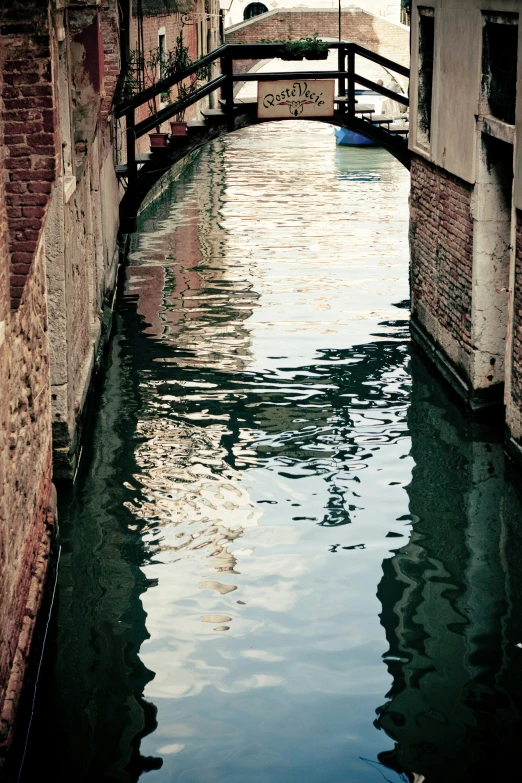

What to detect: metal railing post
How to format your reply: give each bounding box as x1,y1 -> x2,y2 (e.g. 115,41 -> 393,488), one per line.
221,50 -> 234,131
337,45 -> 346,113
347,45 -> 355,121
126,107 -> 137,180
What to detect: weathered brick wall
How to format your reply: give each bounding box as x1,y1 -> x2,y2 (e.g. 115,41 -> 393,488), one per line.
1,0 -> 123,764
0,4 -> 56,764
1,2 -> 57,311
511,210 -> 522,429
44,2 -> 122,478
226,8 -> 410,66
0,242 -> 55,766
101,7 -> 121,136
409,154 -> 473,358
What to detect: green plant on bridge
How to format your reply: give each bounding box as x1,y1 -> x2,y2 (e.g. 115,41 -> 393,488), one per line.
256,34 -> 329,61
119,31 -> 212,131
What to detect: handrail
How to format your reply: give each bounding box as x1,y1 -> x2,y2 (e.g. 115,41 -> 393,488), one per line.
134,74 -> 227,138
233,70 -> 352,82
119,40 -> 411,180
115,41 -> 409,119
353,75 -> 409,104
115,44 -> 228,118
351,43 -> 410,78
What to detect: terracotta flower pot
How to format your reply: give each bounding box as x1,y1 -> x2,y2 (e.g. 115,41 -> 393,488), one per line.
170,121 -> 188,137
149,132 -> 169,150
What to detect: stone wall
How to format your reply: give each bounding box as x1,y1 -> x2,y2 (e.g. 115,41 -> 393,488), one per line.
0,238 -> 55,766
0,4 -> 56,766
409,154 -> 474,384
44,2 -> 121,478
0,0 -> 122,769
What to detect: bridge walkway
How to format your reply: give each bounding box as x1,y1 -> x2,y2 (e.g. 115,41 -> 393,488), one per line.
115,42 -> 410,231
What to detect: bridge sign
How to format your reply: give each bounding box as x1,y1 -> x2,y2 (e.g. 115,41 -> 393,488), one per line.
257,80 -> 335,119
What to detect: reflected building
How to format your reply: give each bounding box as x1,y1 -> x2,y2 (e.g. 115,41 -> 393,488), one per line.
376,350 -> 522,782
20,311 -> 164,782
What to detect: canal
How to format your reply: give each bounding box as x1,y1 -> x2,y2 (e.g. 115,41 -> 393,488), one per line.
22,122 -> 522,783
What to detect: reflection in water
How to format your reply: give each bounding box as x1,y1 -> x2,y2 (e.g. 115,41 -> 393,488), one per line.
376,354 -> 522,783
22,123 -> 522,783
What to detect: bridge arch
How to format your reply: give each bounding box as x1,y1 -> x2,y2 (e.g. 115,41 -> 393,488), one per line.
119,112 -> 410,234
116,42 -> 410,232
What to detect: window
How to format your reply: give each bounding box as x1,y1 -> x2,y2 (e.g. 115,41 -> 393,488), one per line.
243,3 -> 268,21
482,14 -> 518,125
158,32 -> 166,79
417,8 -> 435,145
57,38 -> 76,201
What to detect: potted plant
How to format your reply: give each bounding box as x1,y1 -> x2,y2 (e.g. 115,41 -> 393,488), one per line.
278,35 -> 329,61
160,33 -> 211,138
170,80 -> 193,136
302,34 -> 329,60
143,47 -> 170,150
280,38 -> 305,61
121,32 -> 212,150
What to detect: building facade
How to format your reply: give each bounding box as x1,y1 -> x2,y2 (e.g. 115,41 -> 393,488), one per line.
408,0 -> 522,459
221,0 -> 402,29
0,0 -> 123,768
131,0 -> 222,153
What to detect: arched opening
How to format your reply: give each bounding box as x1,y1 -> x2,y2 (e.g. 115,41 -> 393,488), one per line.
243,2 -> 268,20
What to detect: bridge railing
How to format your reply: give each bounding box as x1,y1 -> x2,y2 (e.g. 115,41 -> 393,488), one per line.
115,42 -> 410,179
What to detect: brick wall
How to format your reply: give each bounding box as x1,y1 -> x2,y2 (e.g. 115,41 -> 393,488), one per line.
101,6 -> 121,137
0,0 -> 123,764
226,8 -> 410,66
1,2 -> 58,311
0,240 -> 55,767
511,210 -> 522,423
0,4 -> 56,765
409,154 -> 473,358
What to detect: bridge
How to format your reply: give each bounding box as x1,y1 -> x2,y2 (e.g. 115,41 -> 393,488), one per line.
115,42 -> 410,232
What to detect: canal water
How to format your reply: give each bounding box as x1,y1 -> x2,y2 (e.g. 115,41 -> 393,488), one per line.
23,123 -> 522,783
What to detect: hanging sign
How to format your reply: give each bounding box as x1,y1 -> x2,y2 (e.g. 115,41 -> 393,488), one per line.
257,80 -> 335,119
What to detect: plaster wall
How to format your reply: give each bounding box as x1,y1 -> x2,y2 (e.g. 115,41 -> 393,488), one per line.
409,0 -> 521,184
507,210 -> 522,441
409,0 -> 522,420
469,136 -> 513,391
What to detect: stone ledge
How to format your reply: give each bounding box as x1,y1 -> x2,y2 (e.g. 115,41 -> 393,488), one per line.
410,316 -> 504,412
